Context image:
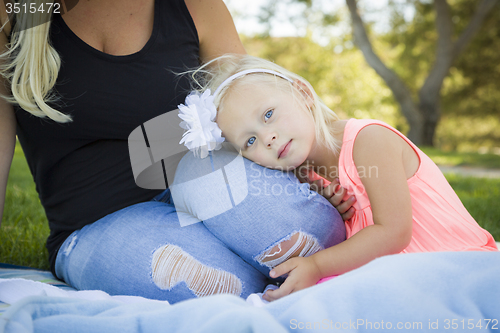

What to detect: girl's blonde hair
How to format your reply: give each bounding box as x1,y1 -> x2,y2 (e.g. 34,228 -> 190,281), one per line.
189,54 -> 341,155
0,0 -> 70,123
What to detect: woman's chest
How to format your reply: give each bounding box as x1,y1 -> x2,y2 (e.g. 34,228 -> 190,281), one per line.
61,0 -> 155,56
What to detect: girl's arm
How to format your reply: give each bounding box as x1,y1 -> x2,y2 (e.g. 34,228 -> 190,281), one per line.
264,125 -> 414,301
184,0 -> 246,63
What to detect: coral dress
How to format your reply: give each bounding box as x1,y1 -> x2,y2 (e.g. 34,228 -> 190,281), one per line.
339,119 -> 497,253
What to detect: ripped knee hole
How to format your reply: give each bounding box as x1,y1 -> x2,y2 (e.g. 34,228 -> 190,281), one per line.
151,244 -> 242,297
254,231 -> 322,269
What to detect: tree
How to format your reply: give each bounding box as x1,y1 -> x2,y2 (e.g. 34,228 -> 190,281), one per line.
346,0 -> 498,145
242,35 -> 399,126
248,0 -> 498,146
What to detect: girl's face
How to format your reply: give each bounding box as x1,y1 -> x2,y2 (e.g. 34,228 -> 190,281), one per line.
216,81 -> 317,170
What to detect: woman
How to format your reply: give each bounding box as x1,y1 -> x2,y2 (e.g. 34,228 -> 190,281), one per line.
0,0 -> 347,303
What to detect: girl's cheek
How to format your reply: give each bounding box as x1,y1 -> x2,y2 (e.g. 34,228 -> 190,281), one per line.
249,151 -> 266,165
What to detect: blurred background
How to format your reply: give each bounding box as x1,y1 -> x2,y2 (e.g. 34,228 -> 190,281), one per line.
224,0 -> 500,154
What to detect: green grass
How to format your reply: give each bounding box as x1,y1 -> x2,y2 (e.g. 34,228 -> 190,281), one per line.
420,146 -> 500,169
1,143 -> 499,270
445,174 -> 500,243
1,142 -> 50,270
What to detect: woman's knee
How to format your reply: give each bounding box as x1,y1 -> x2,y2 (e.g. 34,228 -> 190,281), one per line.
151,243 -> 242,297
171,146 -> 346,275
56,202 -> 268,302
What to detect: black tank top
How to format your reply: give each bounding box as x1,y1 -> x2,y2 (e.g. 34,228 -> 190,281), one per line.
14,0 -> 200,274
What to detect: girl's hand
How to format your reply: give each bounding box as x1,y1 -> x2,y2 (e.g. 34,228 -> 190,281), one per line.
311,177 -> 356,221
262,256 -> 322,301
299,168 -> 356,221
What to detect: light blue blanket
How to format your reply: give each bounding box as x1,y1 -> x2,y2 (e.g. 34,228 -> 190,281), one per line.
1,252 -> 499,333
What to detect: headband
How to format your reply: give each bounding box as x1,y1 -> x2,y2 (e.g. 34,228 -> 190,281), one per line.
128,69 -> 293,190
177,69 -> 293,158
213,69 -> 294,97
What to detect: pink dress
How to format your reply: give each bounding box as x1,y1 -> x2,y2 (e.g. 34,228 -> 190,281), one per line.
339,118 -> 497,252
317,119 -> 497,284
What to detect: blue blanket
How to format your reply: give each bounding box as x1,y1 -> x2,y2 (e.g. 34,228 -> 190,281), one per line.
1,252 -> 499,333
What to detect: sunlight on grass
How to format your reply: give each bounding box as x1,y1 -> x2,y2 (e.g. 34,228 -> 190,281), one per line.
420,146 -> 500,169
444,174 -> 500,241
1,142 -> 50,270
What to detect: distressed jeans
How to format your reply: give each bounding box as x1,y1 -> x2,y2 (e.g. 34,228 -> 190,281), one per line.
55,147 -> 345,304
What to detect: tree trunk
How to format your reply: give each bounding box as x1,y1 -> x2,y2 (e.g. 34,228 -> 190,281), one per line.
418,102 -> 439,146
417,0 -> 497,146
346,0 -> 424,144
346,0 -> 497,147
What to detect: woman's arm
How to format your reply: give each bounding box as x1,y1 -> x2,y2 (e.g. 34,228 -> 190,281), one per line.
0,27 -> 16,227
264,125 -> 414,300
184,0 -> 246,63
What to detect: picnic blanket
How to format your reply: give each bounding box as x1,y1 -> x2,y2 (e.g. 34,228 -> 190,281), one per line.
1,251 -> 500,332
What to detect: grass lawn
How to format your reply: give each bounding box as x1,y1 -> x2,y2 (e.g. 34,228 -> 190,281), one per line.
1,142 -> 50,270
1,142 -> 500,270
420,146 -> 500,169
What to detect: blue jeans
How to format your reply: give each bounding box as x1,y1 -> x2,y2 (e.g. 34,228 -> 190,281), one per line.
55,148 -> 345,303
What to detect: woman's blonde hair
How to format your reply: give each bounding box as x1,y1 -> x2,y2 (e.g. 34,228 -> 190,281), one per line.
188,54 -> 341,155
0,0 -> 70,123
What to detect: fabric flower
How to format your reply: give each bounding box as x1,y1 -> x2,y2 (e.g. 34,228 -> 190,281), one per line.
178,89 -> 225,158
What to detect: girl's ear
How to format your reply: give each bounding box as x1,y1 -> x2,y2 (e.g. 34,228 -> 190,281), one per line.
292,79 -> 314,109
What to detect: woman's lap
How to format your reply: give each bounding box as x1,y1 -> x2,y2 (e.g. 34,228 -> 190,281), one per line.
55,200 -> 269,303
55,147 -> 346,303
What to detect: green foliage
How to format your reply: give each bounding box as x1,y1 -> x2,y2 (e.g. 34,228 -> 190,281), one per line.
242,35 -> 404,128
443,1 -> 500,117
380,1 -> 436,95
238,0 -> 500,151
377,0 -> 500,151
435,115 -> 500,152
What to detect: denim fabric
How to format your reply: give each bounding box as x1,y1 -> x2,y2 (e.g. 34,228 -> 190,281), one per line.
55,147 -> 345,304
171,147 -> 346,276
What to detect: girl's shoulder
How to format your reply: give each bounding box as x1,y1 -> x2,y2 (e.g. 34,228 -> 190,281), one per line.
353,122 -> 403,156
343,118 -> 406,144
350,119 -> 420,180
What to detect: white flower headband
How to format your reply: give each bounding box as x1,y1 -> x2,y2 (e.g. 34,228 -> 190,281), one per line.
178,69 -> 293,158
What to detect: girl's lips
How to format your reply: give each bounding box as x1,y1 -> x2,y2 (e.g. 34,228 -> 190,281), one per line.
278,140 -> 292,159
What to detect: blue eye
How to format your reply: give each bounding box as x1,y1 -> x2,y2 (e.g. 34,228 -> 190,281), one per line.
264,110 -> 273,121
246,137 -> 256,147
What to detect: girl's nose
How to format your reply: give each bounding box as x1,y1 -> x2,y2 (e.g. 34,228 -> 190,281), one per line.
265,133 -> 278,148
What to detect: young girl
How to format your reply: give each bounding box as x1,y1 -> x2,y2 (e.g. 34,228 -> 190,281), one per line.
179,54 -> 498,301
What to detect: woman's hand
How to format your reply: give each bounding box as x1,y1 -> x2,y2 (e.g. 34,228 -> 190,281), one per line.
298,168 -> 356,221
262,256 -> 323,301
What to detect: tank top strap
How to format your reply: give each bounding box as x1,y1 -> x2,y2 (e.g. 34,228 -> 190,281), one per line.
342,118 -> 398,143
157,0 -> 199,46
340,118 -> 427,189
342,118 -> 422,154
339,118 -> 423,206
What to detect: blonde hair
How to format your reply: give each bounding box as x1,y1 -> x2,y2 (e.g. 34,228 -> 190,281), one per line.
0,0 -> 70,123
188,54 -> 341,155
